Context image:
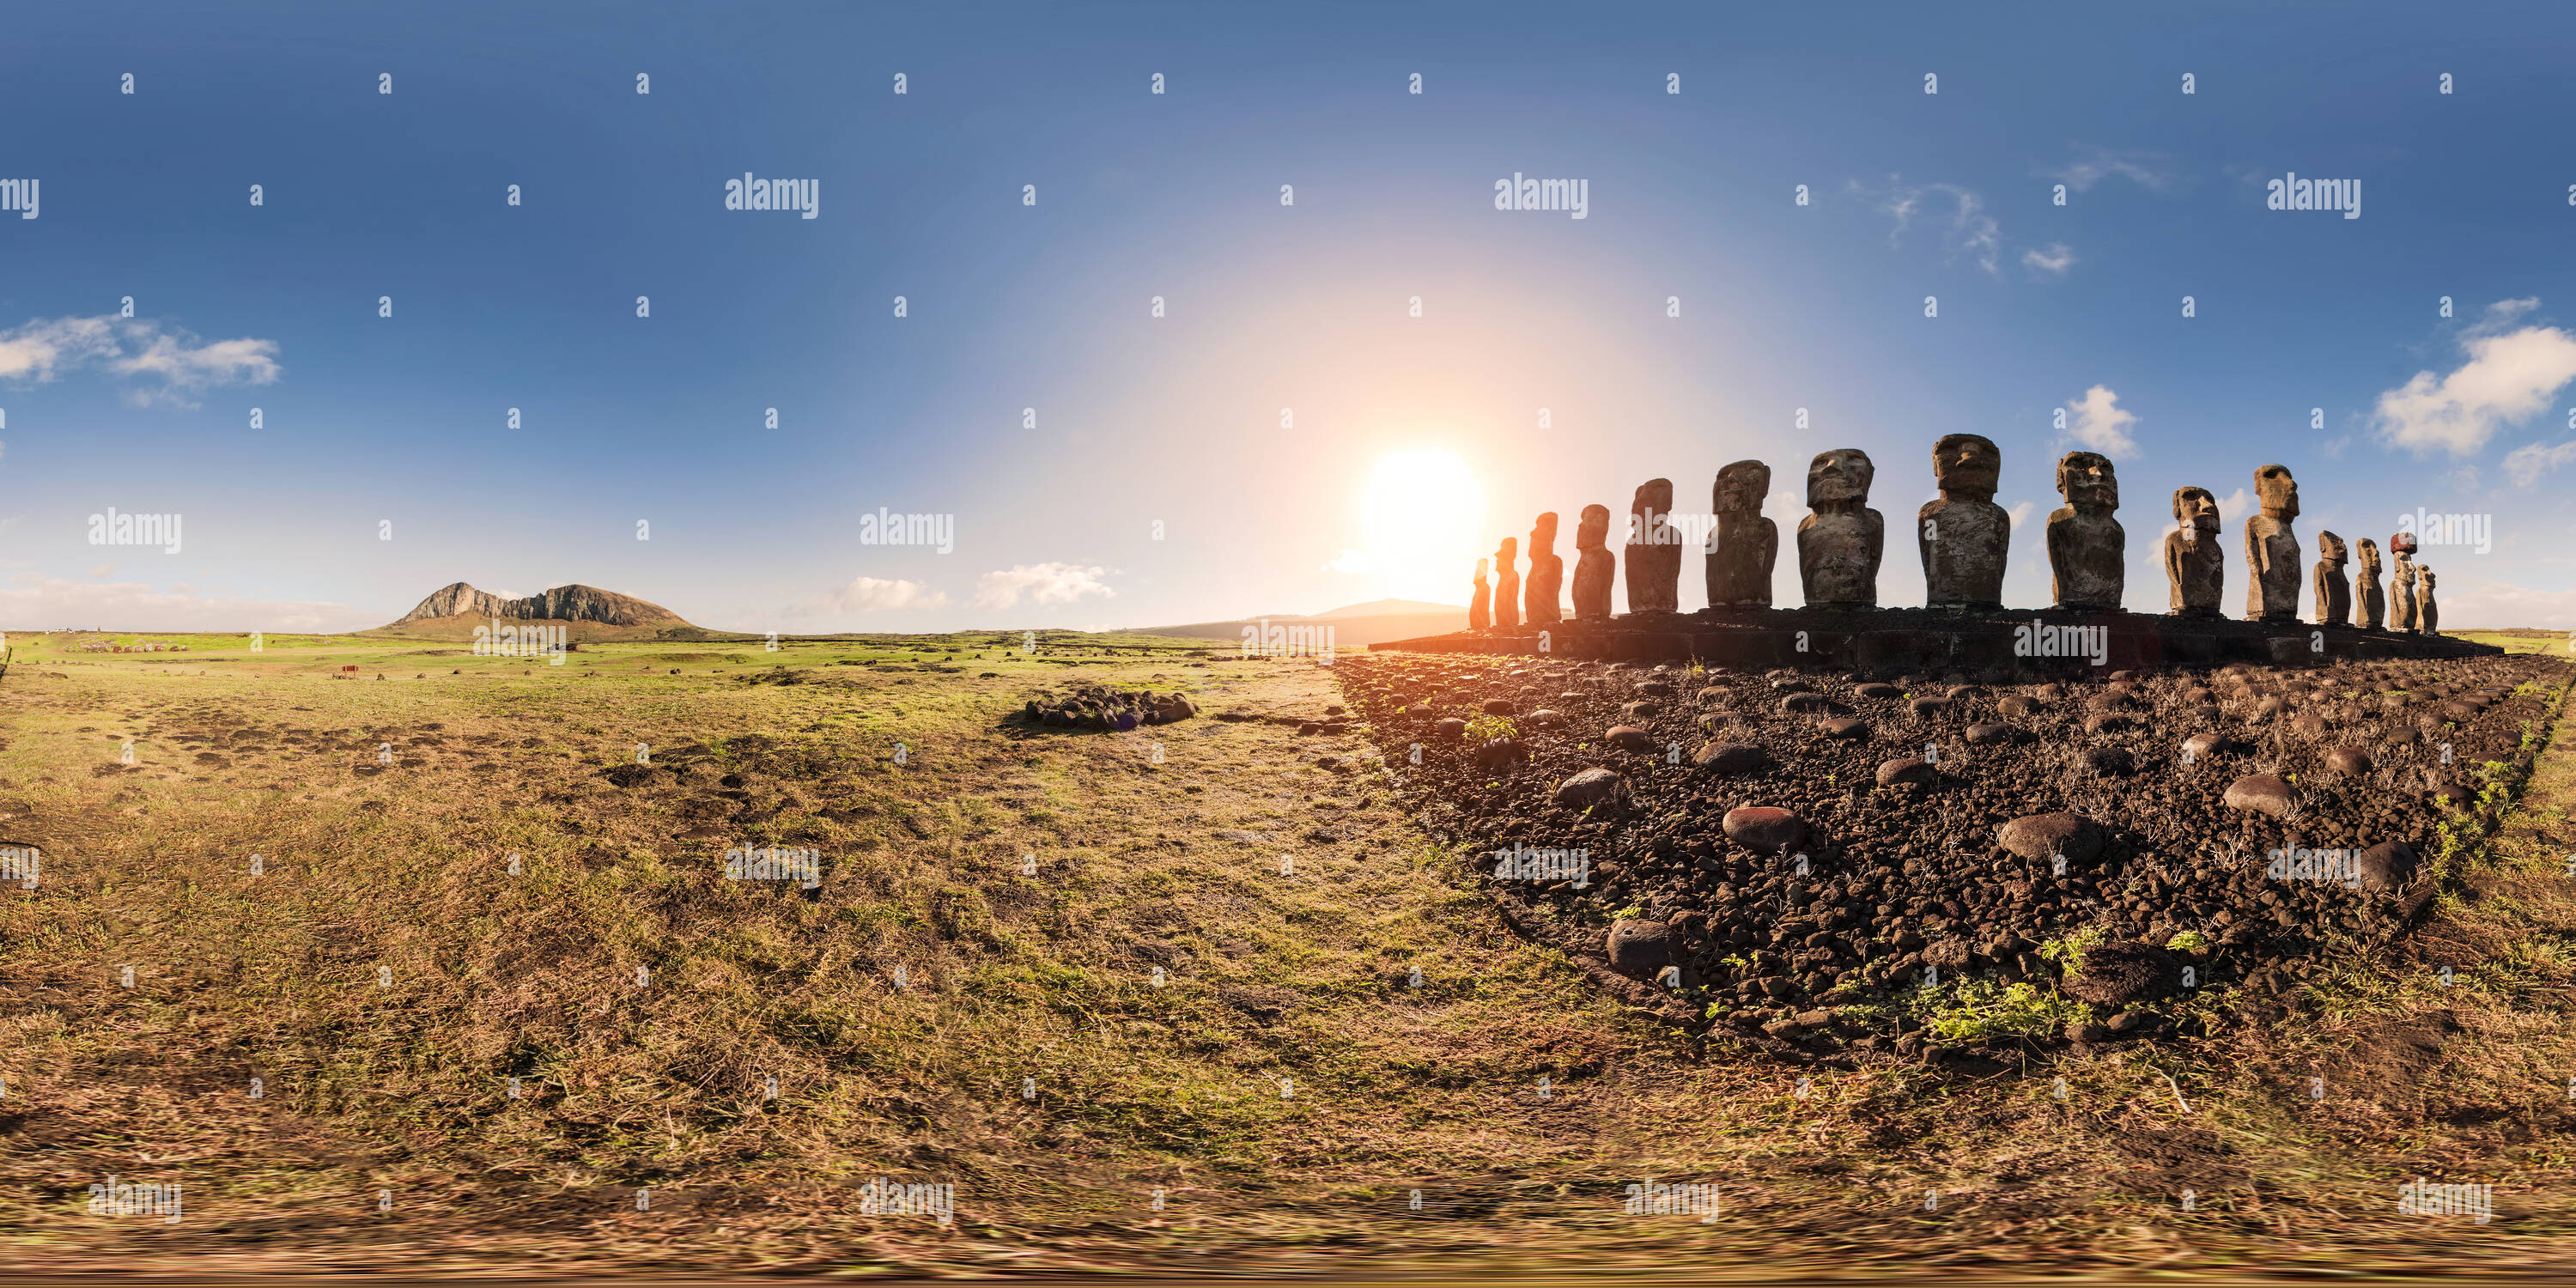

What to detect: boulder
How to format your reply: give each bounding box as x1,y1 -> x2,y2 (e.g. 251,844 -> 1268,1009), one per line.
1553,768 -> 1626,811
1722,806 -> 1808,854
1606,919 -> 1674,976
2061,940 -> 2177,1008
1692,743 -> 1773,775
2223,773 -> 2297,818
1996,811 -> 2104,863
2356,840 -> 2418,892
1875,757 -> 1937,787
1605,725 -> 1656,753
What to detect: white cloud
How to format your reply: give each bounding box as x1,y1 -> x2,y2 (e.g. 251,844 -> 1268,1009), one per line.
2372,300 -> 2576,456
2063,385 -> 2140,459
972,562 -> 1114,611
1324,549 -> 1371,574
1856,178 -> 2002,274
2421,575 -> 2576,630
2006,500 -> 2036,530
2444,465 -> 2482,493
88,562 -> 116,579
0,315 -> 280,408
827,576 -> 946,611
2021,243 -> 2075,277
2047,146 -> 2185,195
2214,488 -> 2252,523
2504,439 -> 2576,486
0,572 -> 378,632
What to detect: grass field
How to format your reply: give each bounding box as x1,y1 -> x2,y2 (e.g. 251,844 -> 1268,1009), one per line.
2,627 -> 2573,1278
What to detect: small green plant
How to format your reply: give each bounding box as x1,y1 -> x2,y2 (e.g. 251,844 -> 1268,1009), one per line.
1463,714 -> 1519,743
1613,904 -> 1644,920
1905,977 -> 2092,1043
2039,925 -> 2106,972
2164,929 -> 2212,955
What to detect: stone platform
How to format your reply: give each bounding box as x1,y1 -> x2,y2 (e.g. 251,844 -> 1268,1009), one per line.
1374,607 -> 2500,671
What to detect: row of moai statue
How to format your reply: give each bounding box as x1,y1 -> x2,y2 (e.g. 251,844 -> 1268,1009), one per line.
1467,440 -> 2441,631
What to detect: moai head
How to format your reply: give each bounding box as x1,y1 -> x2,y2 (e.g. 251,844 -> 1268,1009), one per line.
1498,536 -> 1517,565
2256,465 -> 2300,520
1475,556 -> 1489,581
2057,452 -> 2118,513
1807,448 -> 1874,508
1632,477 -> 1674,514
1576,504 -> 1611,550
2390,531 -> 2419,556
2357,537 -> 2381,572
1531,511 -> 1559,551
2318,530 -> 2348,564
2172,485 -> 2221,533
1932,434 -> 2001,501
1715,460 -> 1771,514
2421,567 -> 2436,592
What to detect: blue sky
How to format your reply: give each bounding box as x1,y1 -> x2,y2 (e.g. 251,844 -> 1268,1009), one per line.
5,0 -> 2576,632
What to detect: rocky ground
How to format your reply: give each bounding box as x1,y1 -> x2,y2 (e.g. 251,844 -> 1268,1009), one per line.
1339,650 -> 2570,1064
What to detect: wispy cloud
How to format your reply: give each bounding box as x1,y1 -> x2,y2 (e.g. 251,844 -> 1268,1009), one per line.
972,562 -> 1114,611
0,571 -> 376,632
831,576 -> 947,611
0,314 -> 282,408
2046,145 -> 2186,195
2372,298 -> 2576,456
1852,177 -> 2003,274
2021,243 -> 2075,278
2503,438 -> 2576,486
2063,385 -> 2141,459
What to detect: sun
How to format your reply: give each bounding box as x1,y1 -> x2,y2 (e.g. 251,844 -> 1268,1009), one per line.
1355,449 -> 1487,604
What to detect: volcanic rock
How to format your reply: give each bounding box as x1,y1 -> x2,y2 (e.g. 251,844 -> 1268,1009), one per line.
2223,774 -> 2297,818
1722,807 -> 1808,854
1996,812 -> 2104,863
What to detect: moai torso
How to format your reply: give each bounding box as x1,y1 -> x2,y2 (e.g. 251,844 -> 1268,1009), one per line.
2390,553 -> 2418,632
1571,505 -> 1616,621
1493,538 -> 1521,629
2164,487 -> 2224,617
2312,532 -> 2350,626
1796,449 -> 1882,609
2046,451 -> 2124,610
1919,434 -> 2008,610
2419,569 -> 2439,634
1468,559 -> 1491,630
1623,478 -> 1680,613
1706,461 -> 1776,610
2353,540 -> 2385,629
1524,513 -> 1564,625
2243,465 -> 2302,622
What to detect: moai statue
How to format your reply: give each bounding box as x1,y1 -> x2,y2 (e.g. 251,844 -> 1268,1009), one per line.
2046,451 -> 2125,610
2312,532 -> 2350,626
2353,538 -> 2385,629
1918,434 -> 2008,611
1494,538 -> 1521,629
2164,486 -> 2225,617
2419,567 -> 2439,635
1468,557 -> 1492,630
1524,512 -> 1564,625
1706,460 -> 1777,610
1623,478 -> 1680,613
1572,504 -> 1616,621
1795,449 -> 1882,610
2388,532 -> 2420,632
2243,464 -> 2303,622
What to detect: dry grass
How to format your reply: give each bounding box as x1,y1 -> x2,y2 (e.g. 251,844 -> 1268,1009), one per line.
0,633 -> 2573,1278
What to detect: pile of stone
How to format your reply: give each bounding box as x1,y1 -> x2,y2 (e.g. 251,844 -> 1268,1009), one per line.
1340,647 -> 2566,1062
1018,683 -> 1197,732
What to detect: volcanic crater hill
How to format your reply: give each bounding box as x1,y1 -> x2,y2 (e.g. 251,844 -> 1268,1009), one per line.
374,581 -> 717,642
1338,650 -> 2572,1065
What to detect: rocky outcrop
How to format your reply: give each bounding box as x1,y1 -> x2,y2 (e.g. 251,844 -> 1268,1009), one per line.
394,582 -> 685,627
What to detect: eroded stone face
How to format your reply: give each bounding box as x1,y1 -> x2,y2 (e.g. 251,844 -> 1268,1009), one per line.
1708,461 -> 1777,610
2048,452 -> 2124,610
1797,449 -> 1882,609
2244,465 -> 2302,621
1525,511 -> 1564,625
2313,529 -> 2351,626
1922,435 -> 2008,611
1494,537 -> 1521,629
2354,538 -> 2385,629
1624,478 -> 1680,613
1573,503 -> 1616,621
2166,485 -> 2224,617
